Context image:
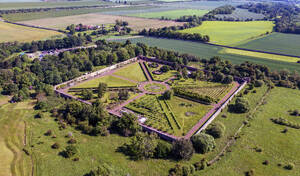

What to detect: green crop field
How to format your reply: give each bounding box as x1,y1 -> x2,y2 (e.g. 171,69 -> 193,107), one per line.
215,8 -> 265,21
72,75 -> 137,89
128,9 -> 209,19
118,37 -> 300,73
113,62 -> 147,82
238,32 -> 300,57
0,21 -> 63,42
201,87 -> 300,176
180,21 -> 274,46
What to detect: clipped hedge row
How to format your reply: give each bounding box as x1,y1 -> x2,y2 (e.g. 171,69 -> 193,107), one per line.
173,87 -> 214,105
271,117 -> 300,129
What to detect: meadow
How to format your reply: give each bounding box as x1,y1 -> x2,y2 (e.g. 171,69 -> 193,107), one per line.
128,9 -> 209,19
238,32 -> 300,57
180,21 -> 274,46
20,13 -> 184,31
221,48 -> 300,63
119,37 -> 300,73
0,21 -> 63,42
201,87 -> 300,176
113,62 -> 147,82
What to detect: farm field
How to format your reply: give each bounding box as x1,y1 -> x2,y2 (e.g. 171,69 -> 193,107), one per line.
113,62 -> 147,82
221,48 -> 300,63
238,32 -> 300,57
180,21 -> 274,46
128,9 -> 209,19
72,75 -> 137,89
215,8 -> 265,21
2,6 -> 153,22
160,1 -> 245,10
119,37 -> 300,73
0,21 -> 63,42
201,87 -> 300,176
20,13 -> 184,31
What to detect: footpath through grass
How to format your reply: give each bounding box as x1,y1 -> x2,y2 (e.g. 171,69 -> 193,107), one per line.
202,87 -> 300,176
180,21 -> 274,46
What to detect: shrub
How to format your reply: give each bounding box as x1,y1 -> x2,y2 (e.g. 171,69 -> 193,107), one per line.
63,145 -> 78,158
116,113 -> 141,136
51,142 -> 60,149
73,157 -> 79,161
68,138 -> 77,144
191,133 -> 216,154
155,141 -> 172,158
245,169 -> 255,176
162,90 -> 173,100
205,122 -> 226,138
291,109 -> 299,116
254,80 -> 264,87
194,158 -> 207,170
284,163 -> 295,170
230,97 -> 250,113
160,65 -> 170,72
44,130 -> 52,136
35,112 -> 44,118
87,163 -> 111,176
118,89 -> 129,100
172,139 -> 194,160
169,164 -> 194,176
262,160 -> 269,165
81,89 -> 93,100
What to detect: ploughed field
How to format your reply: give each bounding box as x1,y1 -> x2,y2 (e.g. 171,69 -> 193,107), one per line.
180,21 -> 274,46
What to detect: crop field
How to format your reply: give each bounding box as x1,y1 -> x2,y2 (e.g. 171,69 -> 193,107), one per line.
128,9 -> 209,19
222,48 -> 300,63
2,6 -> 154,22
119,37 -> 300,73
72,75 -> 137,89
20,13 -> 184,31
238,32 -> 300,57
180,21 -> 274,46
202,87 -> 300,176
160,1 -> 244,10
0,21 -> 63,42
215,8 -> 265,21
113,62 -> 147,82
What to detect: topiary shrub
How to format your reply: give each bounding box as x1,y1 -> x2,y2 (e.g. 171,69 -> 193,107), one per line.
205,122 -> 226,138
191,133 -> 216,154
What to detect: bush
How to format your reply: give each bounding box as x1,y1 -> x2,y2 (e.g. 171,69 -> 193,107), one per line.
284,163 -> 295,170
44,130 -> 52,136
205,122 -> 226,138
162,90 -> 173,100
169,164 -> 194,176
191,133 -> 215,154
160,65 -> 170,72
63,145 -> 78,158
262,160 -> 269,165
155,141 -> 172,158
35,112 -> 44,118
254,80 -> 264,87
51,142 -> 60,149
291,109 -> 299,116
230,97 -> 250,113
194,158 -> 207,171
172,139 -> 194,160
87,163 -> 111,176
68,138 -> 77,144
81,89 -> 93,100
116,113 -> 141,136
245,169 -> 255,176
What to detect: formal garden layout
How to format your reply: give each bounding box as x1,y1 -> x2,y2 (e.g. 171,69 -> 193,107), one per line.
56,57 -> 245,140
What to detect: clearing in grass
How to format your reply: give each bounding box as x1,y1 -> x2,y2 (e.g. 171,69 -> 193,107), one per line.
221,48 -> 300,63
128,9 -> 209,19
113,62 -> 147,82
180,21 -> 274,46
72,75 -> 137,89
0,21 -> 63,42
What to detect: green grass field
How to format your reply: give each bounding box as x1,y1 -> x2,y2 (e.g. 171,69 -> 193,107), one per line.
201,87 -> 300,176
72,75 -> 137,89
128,9 -> 209,19
238,32 -> 300,57
0,21 -> 63,42
119,37 -> 300,73
113,62 -> 147,82
180,21 -> 274,46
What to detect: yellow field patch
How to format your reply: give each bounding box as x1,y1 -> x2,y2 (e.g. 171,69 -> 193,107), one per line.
0,21 -> 63,42
222,48 -> 300,63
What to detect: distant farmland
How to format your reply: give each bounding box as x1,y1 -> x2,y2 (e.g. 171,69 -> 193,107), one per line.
128,9 -> 209,19
238,32 -> 300,57
215,8 -> 265,21
117,37 -> 300,73
180,21 -> 274,46
0,21 -> 63,42
20,13 -> 184,31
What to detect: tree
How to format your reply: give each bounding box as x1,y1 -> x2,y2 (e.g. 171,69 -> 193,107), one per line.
172,139 -> 194,160
98,82 -> 107,98
191,133 -> 216,154
205,122 -> 226,138
63,145 -> 77,158
223,75 -> 233,84
123,132 -> 158,160
116,113 -> 141,136
155,141 -> 172,158
160,65 -> 170,72
81,89 -> 93,100
118,89 -> 129,100
162,90 -> 173,100
230,97 -> 250,113
87,163 -> 111,176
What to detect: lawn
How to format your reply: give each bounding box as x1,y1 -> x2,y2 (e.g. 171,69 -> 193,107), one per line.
128,9 -> 209,19
145,63 -> 178,81
180,21 -> 274,46
222,48 -> 300,63
144,83 -> 166,93
201,87 -> 300,176
0,21 -> 63,42
166,96 -> 212,136
113,62 -> 147,82
119,37 -> 300,73
72,75 -> 137,89
238,32 -> 300,57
